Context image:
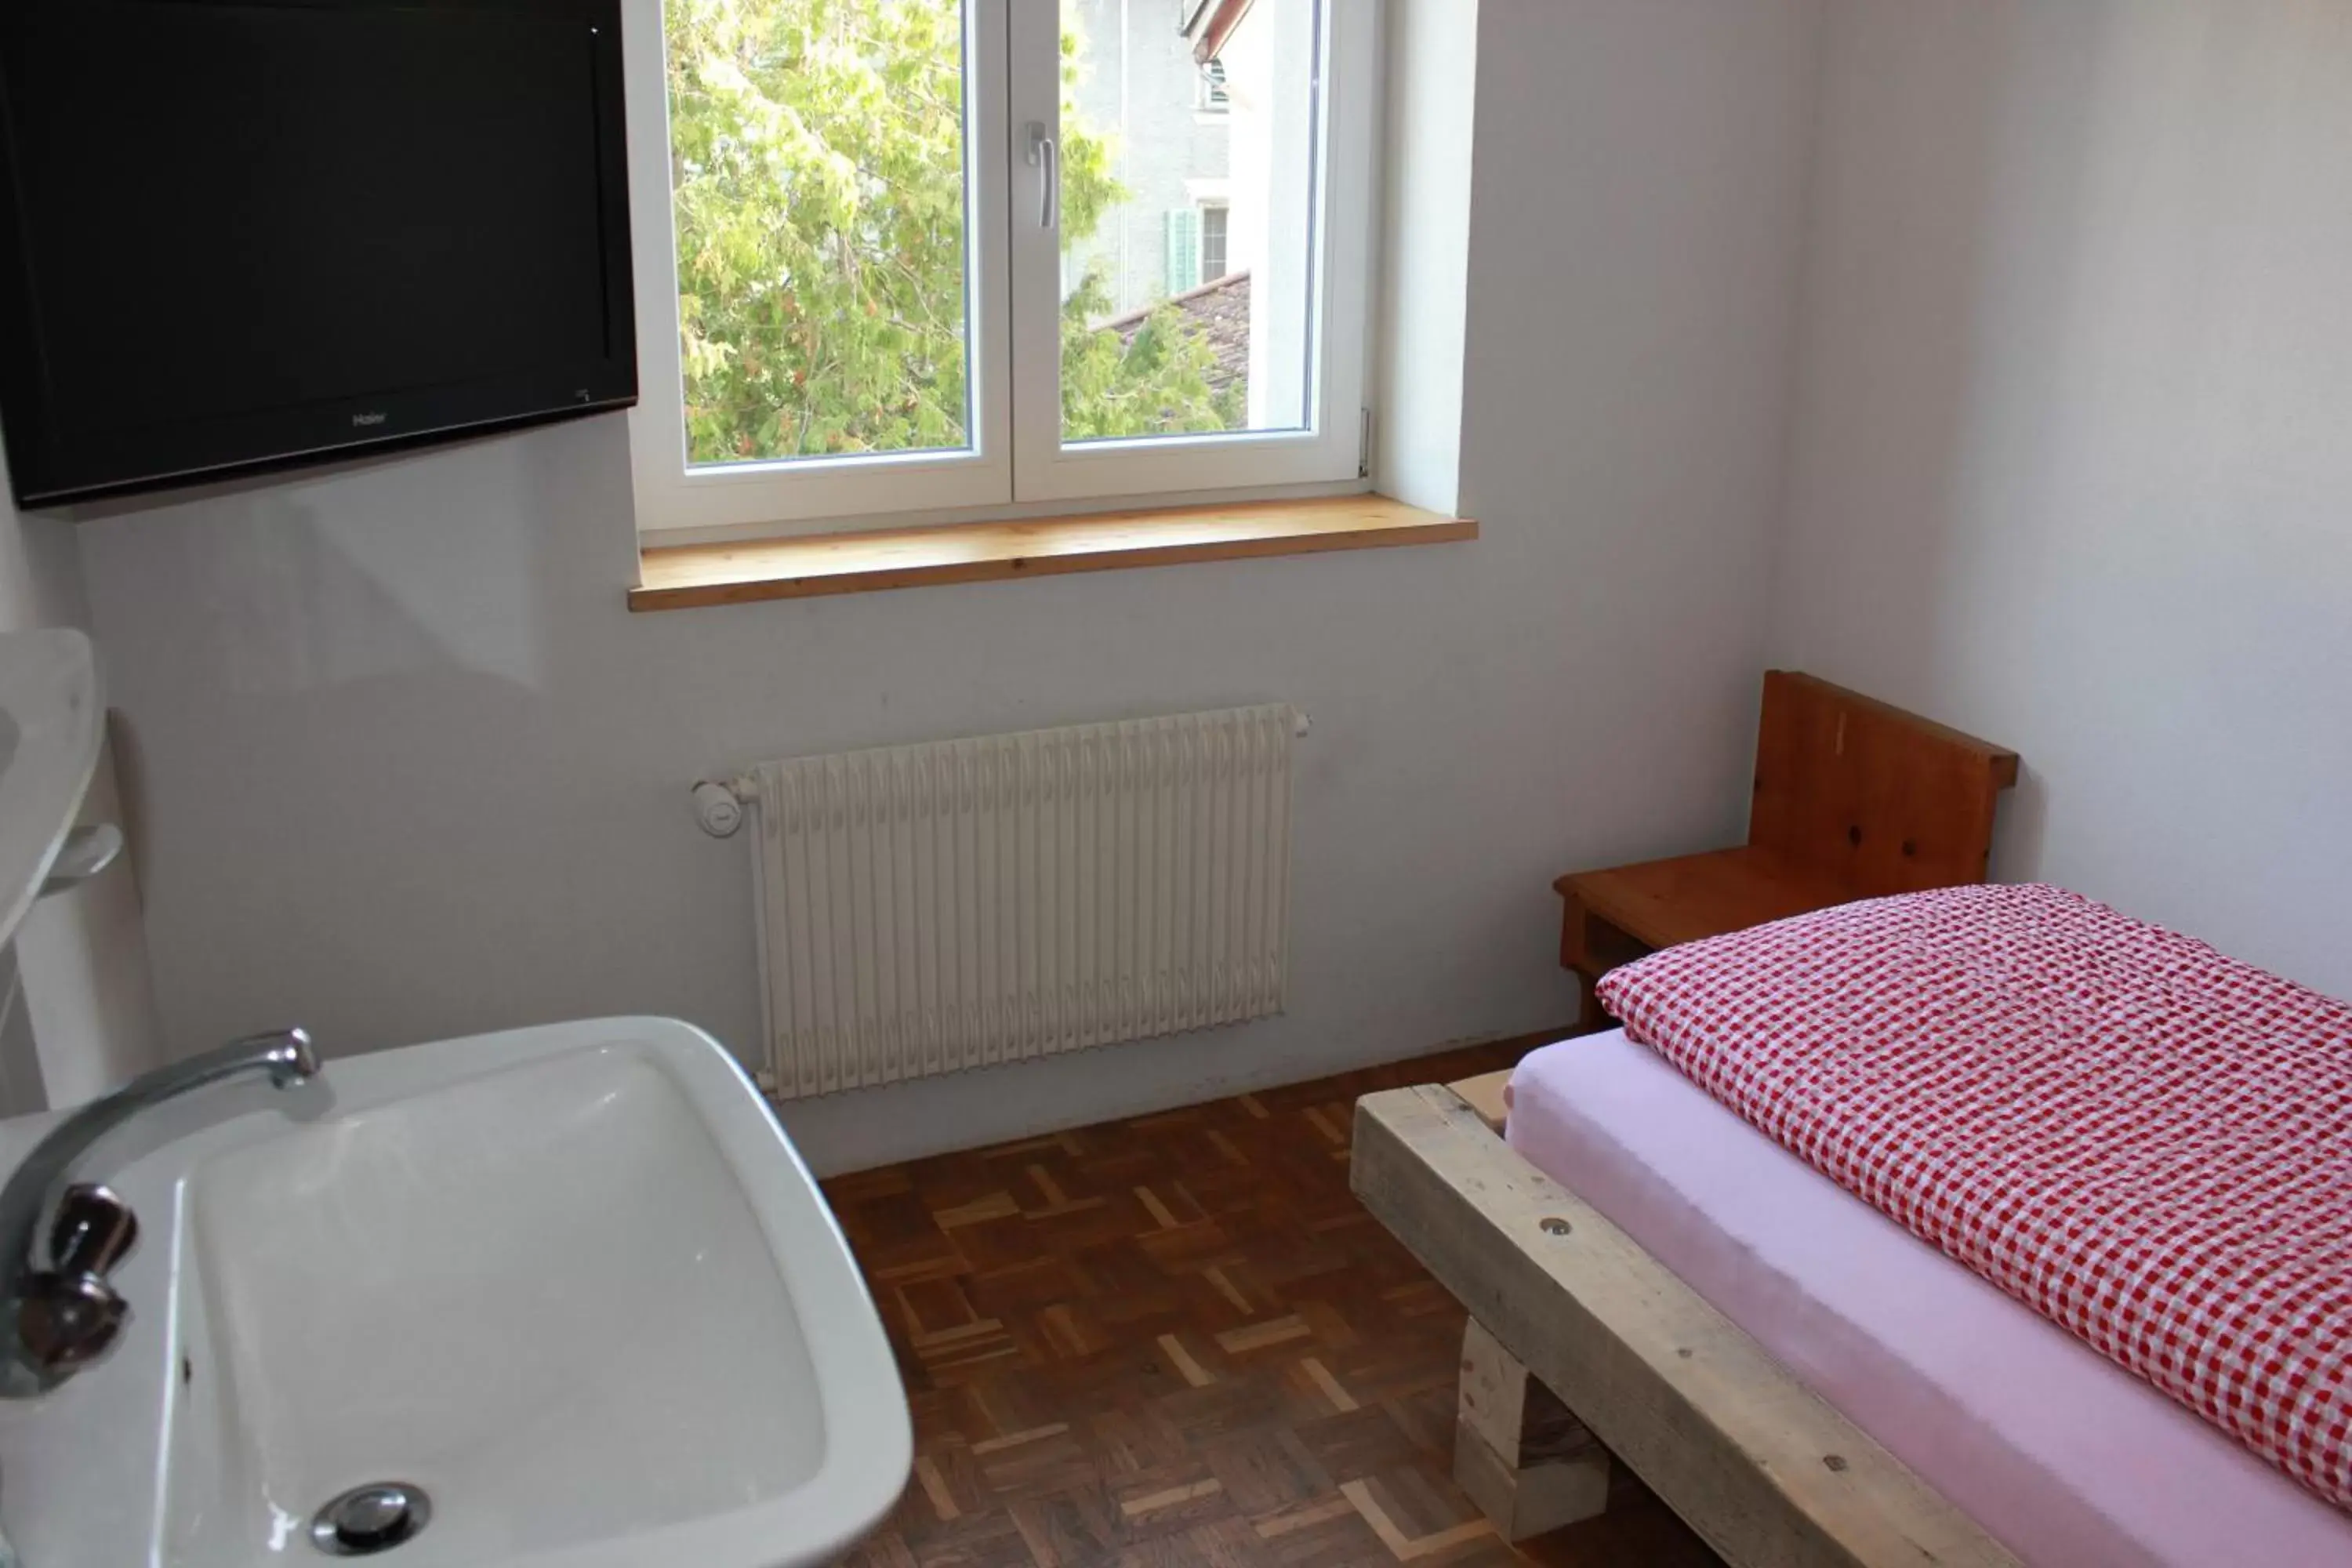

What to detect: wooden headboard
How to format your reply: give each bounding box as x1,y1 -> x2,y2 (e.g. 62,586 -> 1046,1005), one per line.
1749,671 -> 2020,896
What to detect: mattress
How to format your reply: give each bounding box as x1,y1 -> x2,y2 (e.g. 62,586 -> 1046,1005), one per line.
1506,1030 -> 2352,1568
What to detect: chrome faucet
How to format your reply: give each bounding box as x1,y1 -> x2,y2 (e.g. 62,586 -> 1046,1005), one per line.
0,1029 -> 319,1397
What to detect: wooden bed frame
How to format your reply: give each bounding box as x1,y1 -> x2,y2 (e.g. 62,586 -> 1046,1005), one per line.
1352,1073 -> 2020,1568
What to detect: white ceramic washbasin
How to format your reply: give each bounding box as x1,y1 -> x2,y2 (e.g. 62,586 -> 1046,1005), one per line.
0,1018 -> 909,1568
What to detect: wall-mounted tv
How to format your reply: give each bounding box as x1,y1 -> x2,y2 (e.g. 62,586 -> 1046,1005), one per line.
0,0 -> 634,507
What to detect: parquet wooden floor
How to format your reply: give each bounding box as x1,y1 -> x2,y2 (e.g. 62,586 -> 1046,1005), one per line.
823,1040 -> 1725,1568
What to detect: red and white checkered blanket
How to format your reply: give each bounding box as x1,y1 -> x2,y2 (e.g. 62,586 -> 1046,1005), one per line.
1596,883 -> 2352,1508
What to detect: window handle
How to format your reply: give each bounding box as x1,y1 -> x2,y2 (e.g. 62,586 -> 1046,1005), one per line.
1027,122 -> 1058,232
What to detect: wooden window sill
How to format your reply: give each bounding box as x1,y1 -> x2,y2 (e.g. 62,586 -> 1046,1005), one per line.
627,495 -> 1475,612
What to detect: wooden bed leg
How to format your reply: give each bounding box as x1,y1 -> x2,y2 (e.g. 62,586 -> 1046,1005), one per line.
1454,1317 -> 1610,1539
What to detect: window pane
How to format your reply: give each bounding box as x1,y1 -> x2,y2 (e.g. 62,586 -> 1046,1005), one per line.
664,0 -> 971,468
1200,206 -> 1229,285
1058,0 -> 1320,444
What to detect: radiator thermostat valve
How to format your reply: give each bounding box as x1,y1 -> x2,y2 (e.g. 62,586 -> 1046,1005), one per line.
692,780 -> 746,839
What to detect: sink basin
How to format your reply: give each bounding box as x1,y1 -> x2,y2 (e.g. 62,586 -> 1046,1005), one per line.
0,1019 -> 909,1567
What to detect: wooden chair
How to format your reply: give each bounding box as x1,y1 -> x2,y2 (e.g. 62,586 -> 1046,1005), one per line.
1557,671 -> 2019,1031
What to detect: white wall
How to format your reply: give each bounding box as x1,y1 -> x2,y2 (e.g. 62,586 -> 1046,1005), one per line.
71,0 -> 1820,1174
0,461 -> 165,1113
1773,0 -> 2352,997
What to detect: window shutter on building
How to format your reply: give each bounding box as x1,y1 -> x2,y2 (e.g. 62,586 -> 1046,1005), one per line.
1163,209 -> 1200,297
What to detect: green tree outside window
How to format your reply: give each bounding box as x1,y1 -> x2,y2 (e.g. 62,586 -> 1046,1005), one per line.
662,0 -> 1243,466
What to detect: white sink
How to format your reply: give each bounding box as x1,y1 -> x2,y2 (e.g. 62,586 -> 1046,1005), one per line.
0,1018 -> 909,1568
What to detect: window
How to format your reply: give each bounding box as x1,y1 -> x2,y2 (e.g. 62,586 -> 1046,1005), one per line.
1199,203 -> 1230,284
1197,56 -> 1230,112
622,0 -> 1374,536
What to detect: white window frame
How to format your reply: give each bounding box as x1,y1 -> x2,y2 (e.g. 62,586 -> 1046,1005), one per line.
625,0 -> 1374,538
622,0 -> 1011,533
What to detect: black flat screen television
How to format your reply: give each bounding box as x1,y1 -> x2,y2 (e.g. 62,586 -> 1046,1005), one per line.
0,0 -> 635,507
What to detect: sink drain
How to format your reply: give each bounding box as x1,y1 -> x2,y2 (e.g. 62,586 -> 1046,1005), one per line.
310,1483 -> 432,1556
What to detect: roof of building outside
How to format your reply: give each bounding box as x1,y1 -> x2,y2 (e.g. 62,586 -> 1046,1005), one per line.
1103,270 -> 1250,397
1182,0 -> 1258,64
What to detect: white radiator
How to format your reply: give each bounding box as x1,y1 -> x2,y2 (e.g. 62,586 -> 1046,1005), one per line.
738,705 -> 1300,1099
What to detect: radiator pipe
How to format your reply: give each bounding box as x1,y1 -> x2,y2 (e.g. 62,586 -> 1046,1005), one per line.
691,708 -> 1309,839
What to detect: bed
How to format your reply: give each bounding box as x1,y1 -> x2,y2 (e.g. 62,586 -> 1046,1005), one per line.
1353,890 -> 2352,1568
1515,1028 -> 2348,1564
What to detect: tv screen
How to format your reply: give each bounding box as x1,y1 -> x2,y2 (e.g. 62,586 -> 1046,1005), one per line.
0,0 -> 634,506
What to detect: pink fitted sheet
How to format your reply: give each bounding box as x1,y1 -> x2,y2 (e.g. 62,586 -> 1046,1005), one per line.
1506,1031 -> 2352,1568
